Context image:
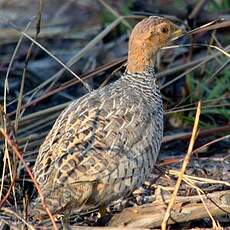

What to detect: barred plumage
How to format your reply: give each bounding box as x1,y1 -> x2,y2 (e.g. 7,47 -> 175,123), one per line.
31,16 -> 182,220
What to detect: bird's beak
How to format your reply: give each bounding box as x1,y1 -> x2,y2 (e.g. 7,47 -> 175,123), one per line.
170,23 -> 184,41
171,29 -> 183,39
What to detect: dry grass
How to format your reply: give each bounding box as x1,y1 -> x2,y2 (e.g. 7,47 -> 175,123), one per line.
161,101 -> 201,230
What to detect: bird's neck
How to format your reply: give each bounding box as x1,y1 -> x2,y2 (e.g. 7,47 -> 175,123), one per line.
122,67 -> 161,104
124,67 -> 156,88
126,39 -> 158,73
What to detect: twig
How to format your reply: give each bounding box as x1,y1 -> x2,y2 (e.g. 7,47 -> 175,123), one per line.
186,19 -> 230,36
192,134 -> 230,155
110,190 -> 230,228
161,101 -> 201,230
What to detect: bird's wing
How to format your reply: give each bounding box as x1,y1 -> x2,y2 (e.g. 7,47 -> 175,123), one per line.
33,89 -> 152,188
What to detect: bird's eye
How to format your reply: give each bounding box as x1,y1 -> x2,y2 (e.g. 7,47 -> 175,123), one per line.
161,26 -> 169,34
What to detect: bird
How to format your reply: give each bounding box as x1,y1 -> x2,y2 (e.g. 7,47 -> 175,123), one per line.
31,16 -> 182,220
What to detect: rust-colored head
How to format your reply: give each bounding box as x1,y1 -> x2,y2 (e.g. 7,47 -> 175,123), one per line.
127,16 -> 182,73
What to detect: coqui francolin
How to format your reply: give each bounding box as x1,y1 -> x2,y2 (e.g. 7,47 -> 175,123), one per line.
31,16 -> 182,220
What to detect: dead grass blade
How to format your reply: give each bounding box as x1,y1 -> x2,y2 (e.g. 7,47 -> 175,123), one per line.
20,31 -> 92,92
0,128 -> 58,230
164,43 -> 230,58
192,134 -> 230,156
166,96 -> 229,113
0,108 -> 17,210
205,59 -> 230,85
1,19 -> 36,212
162,125 -> 230,144
8,57 -> 126,117
161,132 -> 229,167
161,101 -> 201,230
161,45 -> 230,89
196,189 -> 221,229
165,102 -> 230,114
1,207 -> 35,230
182,178 -> 220,228
3,22 -> 32,112
169,170 -> 230,187
0,108 -> 17,208
14,0 -> 43,132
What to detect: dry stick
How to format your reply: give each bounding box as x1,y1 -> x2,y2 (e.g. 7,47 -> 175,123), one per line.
109,189 -> 230,228
0,128 -> 58,230
186,20 -> 230,36
161,101 -> 201,230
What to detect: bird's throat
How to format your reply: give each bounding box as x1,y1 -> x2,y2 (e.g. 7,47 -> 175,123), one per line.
127,45 -> 157,73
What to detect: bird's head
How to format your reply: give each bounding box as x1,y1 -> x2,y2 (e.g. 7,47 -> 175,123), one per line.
127,16 -> 182,73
